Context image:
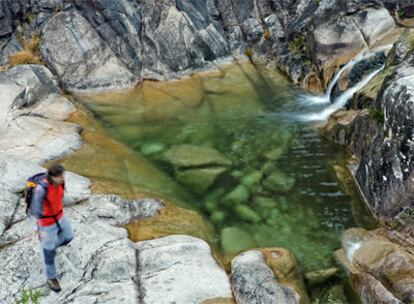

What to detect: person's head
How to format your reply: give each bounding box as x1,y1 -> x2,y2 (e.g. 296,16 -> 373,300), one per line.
48,164 -> 65,185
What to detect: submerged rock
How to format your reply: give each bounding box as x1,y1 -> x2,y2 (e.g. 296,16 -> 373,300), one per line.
241,171 -> 264,188
304,267 -> 339,287
234,205 -> 261,223
222,185 -> 250,206
140,142 -> 166,156
221,227 -> 257,254
176,167 -> 228,195
231,250 -> 300,304
262,171 -> 295,193
135,235 -> 233,304
163,144 -> 232,169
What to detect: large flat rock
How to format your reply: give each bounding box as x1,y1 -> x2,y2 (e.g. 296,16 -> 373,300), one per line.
135,235 -> 233,304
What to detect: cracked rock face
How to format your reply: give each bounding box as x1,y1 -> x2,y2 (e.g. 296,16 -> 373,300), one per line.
309,2 -> 395,69
0,0 -> 398,93
356,48 -> 414,217
40,10 -> 139,93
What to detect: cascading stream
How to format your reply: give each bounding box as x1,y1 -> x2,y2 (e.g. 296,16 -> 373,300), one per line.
298,44 -> 393,121
302,65 -> 385,121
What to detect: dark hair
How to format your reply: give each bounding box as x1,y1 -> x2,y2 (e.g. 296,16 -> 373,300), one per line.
48,164 -> 65,177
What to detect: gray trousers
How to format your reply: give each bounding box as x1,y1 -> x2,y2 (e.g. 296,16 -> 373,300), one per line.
37,214 -> 73,279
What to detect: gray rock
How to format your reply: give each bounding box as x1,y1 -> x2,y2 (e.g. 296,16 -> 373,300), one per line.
309,6 -> 395,67
135,235 -> 233,304
356,51 -> 414,216
63,172 -> 92,206
0,188 -> 165,303
0,183 -> 20,236
140,0 -> 230,80
40,10 -> 138,93
0,153 -> 44,192
68,195 -> 163,226
231,250 -> 300,304
0,64 -> 82,164
0,34 -> 21,65
0,116 -> 82,164
0,222 -> 139,304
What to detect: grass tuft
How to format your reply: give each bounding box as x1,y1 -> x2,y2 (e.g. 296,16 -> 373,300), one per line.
14,288 -> 41,304
244,48 -> 253,59
8,34 -> 42,67
263,29 -> 271,41
288,34 -> 307,55
9,51 -> 42,67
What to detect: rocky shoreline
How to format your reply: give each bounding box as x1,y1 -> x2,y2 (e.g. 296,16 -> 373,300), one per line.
0,0 -> 414,303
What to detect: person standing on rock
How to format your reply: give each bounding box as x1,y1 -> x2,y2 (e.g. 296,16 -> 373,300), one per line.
28,164 -> 73,292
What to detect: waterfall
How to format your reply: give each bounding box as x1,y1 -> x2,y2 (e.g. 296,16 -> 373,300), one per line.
301,52 -> 369,105
297,44 -> 393,121
301,65 -> 385,121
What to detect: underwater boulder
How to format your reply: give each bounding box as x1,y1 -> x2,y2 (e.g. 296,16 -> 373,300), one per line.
262,171 -> 295,193
220,227 -> 257,253
234,205 -> 261,223
176,167 -> 228,195
210,211 -> 227,224
163,144 -> 232,168
304,267 -> 340,287
241,171 -> 264,188
221,185 -> 250,206
140,142 -> 166,156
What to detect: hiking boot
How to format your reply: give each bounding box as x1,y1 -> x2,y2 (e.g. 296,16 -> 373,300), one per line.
47,278 -> 61,292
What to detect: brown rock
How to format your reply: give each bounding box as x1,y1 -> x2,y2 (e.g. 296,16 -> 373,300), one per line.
351,272 -> 402,304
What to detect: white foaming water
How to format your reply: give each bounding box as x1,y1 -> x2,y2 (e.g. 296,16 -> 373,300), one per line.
301,65 -> 385,121
297,44 -> 393,121
346,241 -> 362,261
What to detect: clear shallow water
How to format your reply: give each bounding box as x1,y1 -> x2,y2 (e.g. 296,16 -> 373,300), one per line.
78,63 -> 374,272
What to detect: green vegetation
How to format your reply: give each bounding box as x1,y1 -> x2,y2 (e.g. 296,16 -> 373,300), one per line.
15,289 -> 41,304
369,108 -> 385,124
398,9 -> 406,18
244,48 -> 253,59
288,34 -> 307,55
409,35 -> 414,51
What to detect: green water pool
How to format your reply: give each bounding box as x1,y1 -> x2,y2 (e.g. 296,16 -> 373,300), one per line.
77,63 -> 375,273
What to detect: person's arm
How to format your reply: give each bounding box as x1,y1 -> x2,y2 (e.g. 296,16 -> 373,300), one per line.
30,185 -> 46,219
